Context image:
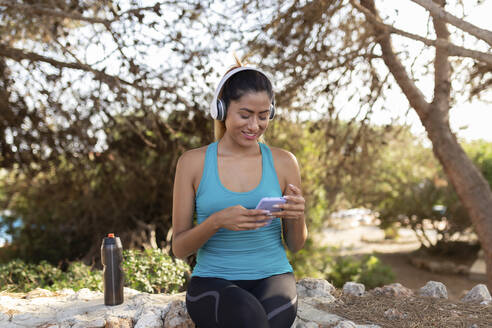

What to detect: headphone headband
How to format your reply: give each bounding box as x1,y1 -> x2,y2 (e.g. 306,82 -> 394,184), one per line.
210,66 -> 275,121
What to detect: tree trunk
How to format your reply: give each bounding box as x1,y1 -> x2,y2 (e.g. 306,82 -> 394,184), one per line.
422,110 -> 492,290
360,0 -> 492,289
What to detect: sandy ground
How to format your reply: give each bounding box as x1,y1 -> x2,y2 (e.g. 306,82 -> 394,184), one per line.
315,226 -> 487,301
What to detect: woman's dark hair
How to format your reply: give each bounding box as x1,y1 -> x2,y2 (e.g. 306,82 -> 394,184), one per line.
221,70 -> 273,109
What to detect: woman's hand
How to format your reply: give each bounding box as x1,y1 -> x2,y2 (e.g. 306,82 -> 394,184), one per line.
274,184 -> 305,220
212,205 -> 271,231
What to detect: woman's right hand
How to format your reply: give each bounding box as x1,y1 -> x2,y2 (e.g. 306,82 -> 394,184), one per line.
212,205 -> 272,231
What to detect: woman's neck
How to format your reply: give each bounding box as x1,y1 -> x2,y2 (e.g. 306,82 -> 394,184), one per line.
217,135 -> 260,157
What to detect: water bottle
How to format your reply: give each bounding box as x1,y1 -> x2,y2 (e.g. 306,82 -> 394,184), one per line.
101,233 -> 124,305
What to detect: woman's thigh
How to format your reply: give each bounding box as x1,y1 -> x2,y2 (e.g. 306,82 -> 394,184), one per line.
248,272 -> 298,328
186,276 -> 269,328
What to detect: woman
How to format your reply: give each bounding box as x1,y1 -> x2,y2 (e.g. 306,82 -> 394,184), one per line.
172,60 -> 308,328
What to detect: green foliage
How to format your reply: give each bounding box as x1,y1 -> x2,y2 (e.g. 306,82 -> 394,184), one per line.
266,118 -> 394,233
288,239 -> 394,290
327,255 -> 395,289
369,137 -> 492,247
51,262 -> 103,292
0,112 -> 212,265
1,0 -> 216,265
383,223 -> 400,240
0,259 -> 102,293
122,249 -> 190,294
266,119 -> 330,231
0,249 -> 190,294
287,238 -> 335,279
356,128 -> 465,245
464,140 -> 492,186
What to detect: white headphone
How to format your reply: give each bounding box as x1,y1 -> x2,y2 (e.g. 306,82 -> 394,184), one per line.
210,66 -> 276,121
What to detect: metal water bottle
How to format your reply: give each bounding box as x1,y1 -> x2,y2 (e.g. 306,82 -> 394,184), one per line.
101,233 -> 124,306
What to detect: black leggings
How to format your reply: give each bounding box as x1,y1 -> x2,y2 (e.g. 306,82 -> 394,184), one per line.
185,272 -> 297,328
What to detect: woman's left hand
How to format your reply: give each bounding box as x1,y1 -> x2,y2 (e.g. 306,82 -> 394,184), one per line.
273,184 -> 305,220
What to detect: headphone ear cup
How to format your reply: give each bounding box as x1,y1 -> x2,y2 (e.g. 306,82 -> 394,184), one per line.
216,99 -> 226,121
269,98 -> 275,120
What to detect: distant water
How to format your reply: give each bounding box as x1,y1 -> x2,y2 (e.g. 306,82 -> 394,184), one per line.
1,215 -> 23,247
0,215 -> 13,247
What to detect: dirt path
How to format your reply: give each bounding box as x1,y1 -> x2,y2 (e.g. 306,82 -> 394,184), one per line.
376,251 -> 486,301
316,226 -> 487,301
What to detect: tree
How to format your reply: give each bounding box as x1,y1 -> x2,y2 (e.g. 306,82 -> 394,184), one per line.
367,129 -> 473,247
0,0 -> 225,262
359,0 -> 492,288
235,0 -> 492,287
0,0 -> 221,173
0,0 -> 395,264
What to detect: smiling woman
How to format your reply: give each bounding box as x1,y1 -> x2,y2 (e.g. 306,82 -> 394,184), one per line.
171,58 -> 308,328
223,91 -> 271,144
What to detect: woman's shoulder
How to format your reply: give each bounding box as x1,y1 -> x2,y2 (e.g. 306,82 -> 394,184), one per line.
181,144 -> 209,158
268,145 -> 298,167
176,145 -> 211,190
178,145 -> 208,166
176,145 -> 211,175
268,146 -> 301,191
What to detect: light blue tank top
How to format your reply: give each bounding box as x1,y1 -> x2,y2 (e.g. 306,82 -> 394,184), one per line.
192,141 -> 293,280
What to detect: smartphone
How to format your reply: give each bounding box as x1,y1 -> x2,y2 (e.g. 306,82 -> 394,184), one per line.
255,197 -> 286,212
255,197 -> 286,226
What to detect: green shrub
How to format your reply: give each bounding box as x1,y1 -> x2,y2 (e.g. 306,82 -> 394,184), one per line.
0,249 -> 190,294
287,238 -> 335,279
383,223 -> 400,240
0,259 -> 101,292
327,254 -> 395,289
51,262 -> 103,291
122,249 -> 190,294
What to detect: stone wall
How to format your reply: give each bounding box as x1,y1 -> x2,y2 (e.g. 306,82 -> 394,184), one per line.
1,279 -> 490,328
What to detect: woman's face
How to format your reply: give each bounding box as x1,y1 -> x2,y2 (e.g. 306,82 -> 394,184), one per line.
224,91 -> 271,146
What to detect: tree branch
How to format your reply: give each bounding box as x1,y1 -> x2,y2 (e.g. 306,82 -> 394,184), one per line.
431,0 -> 451,115
352,0 -> 492,66
410,0 -> 492,47
355,0 -> 431,118
0,1 -> 114,26
0,44 -> 138,89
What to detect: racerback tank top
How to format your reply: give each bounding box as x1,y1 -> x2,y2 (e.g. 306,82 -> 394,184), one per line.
192,141 -> 293,280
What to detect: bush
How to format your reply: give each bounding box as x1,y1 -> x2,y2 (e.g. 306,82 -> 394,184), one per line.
0,249 -> 190,294
287,238 -> 335,279
51,262 -> 103,291
327,254 -> 395,289
0,259 -> 101,292
289,239 -> 395,290
122,249 -> 190,294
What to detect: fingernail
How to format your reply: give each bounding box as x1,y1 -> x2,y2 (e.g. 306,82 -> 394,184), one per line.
273,204 -> 280,208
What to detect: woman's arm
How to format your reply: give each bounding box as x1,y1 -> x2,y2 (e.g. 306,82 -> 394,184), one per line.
271,149 -> 308,253
281,183 -> 308,252
171,150 -> 220,259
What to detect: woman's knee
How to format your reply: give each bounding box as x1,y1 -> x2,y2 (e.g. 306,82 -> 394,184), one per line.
267,295 -> 297,328
218,285 -> 269,328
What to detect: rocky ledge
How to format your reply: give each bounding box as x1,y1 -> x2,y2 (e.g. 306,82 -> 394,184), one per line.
0,279 -> 490,328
